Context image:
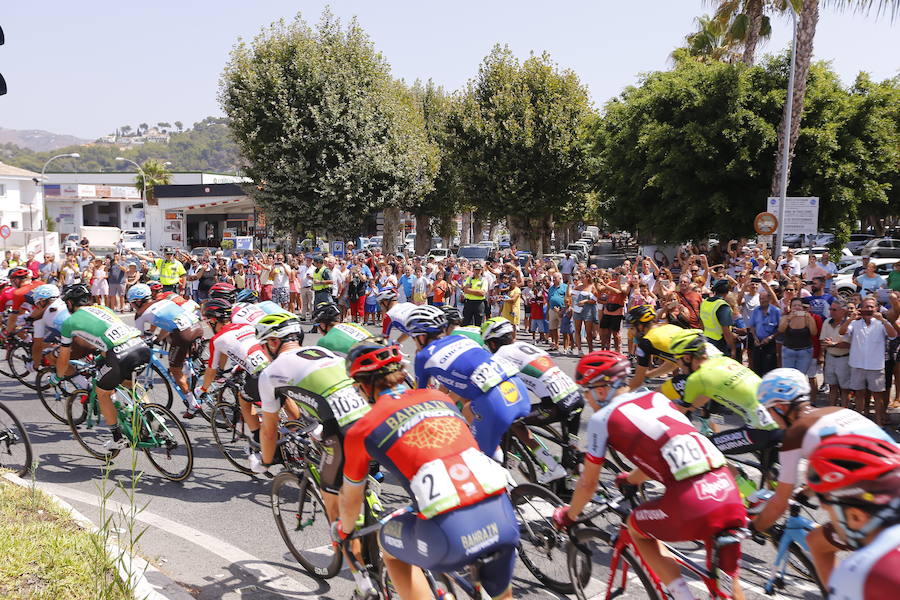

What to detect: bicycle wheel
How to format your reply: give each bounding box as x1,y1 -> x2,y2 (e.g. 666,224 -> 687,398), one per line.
503,435 -> 537,486
270,472 -> 342,579
132,362 -> 174,409
36,368 -> 79,423
210,399 -> 254,475
140,403 -> 194,482
7,343 -> 36,388
785,541 -> 828,597
0,402 -> 33,477
66,389 -> 120,461
567,526 -> 662,600
509,482 -> 574,593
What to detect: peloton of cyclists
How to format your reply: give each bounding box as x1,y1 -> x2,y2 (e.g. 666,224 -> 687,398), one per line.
312,302 -> 372,356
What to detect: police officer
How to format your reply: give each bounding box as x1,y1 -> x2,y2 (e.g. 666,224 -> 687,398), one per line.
311,255 -> 334,306
700,278 -> 736,358
462,262 -> 489,327
152,248 -> 188,294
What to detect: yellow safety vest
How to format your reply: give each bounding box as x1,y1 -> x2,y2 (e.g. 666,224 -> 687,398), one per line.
699,297 -> 729,340
312,267 -> 330,291
463,277 -> 486,301
157,260 -> 183,286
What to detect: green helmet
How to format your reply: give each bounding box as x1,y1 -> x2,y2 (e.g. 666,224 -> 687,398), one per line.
668,329 -> 706,358
254,312 -> 304,343
481,317 -> 515,343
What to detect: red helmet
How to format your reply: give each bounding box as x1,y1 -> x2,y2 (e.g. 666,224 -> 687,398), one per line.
202,298 -> 233,321
209,282 -> 237,302
575,350 -> 631,387
808,434 -> 900,501
147,282 -> 164,297
8,267 -> 31,280
346,337 -> 403,379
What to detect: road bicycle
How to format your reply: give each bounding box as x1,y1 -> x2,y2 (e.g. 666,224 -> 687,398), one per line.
36,360 -> 92,423
132,337 -> 208,416
1,327 -> 41,388
64,365 -> 194,481
0,400 -> 33,477
208,368 -> 257,474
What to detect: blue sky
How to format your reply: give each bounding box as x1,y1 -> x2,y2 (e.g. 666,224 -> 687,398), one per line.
2,1 -> 897,139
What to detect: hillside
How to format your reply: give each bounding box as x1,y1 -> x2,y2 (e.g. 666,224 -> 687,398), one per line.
0,117 -> 243,174
0,127 -> 89,152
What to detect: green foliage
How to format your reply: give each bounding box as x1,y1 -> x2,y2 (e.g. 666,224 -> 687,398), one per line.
135,158 -> 172,201
219,10 -> 436,241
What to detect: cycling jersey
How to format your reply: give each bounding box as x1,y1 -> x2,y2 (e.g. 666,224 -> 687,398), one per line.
829,523 -> 900,600
207,323 -> 269,375
636,324 -> 722,368
493,341 -> 580,406
11,280 -> 42,313
256,300 -> 285,315
682,355 -> 777,430
450,325 -> 485,347
317,322 -> 371,356
33,298 -> 70,342
135,299 -> 200,333
231,303 -> 267,325
384,302 -> 418,336
0,285 -> 15,310
59,305 -> 141,351
778,407 -> 897,486
156,292 -> 199,315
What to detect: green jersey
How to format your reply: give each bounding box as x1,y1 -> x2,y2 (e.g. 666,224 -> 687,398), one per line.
317,322 -> 372,356
450,325 -> 485,347
682,355 -> 777,430
59,305 -> 141,351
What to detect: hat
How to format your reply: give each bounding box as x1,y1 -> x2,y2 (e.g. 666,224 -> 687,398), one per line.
472,262 -> 483,269
313,255 -> 324,263
711,279 -> 730,294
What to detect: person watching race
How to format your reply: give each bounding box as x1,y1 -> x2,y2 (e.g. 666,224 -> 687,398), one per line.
481,316 -> 583,483
254,311 -> 374,596
806,434 -> 900,599
28,284 -> 69,374
337,337 -> 517,600
407,305 -> 530,457
553,350 -> 747,600
748,367 -> 897,585
128,283 -> 205,418
54,283 -> 151,450
312,302 -> 371,356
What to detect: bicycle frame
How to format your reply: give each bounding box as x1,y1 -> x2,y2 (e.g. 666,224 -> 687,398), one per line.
78,378 -> 175,450
762,501 -> 817,594
139,345 -> 201,405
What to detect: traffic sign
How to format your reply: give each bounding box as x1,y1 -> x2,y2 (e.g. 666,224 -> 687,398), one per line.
331,241 -> 345,257
0,225 -> 10,239
754,212 -> 778,235
766,197 -> 819,235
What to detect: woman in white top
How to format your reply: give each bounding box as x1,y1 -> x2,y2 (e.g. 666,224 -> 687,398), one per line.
90,257 -> 109,306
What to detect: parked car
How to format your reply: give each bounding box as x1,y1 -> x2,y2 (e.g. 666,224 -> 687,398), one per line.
845,233 -> 876,254
833,258 -> 898,299
566,242 -> 590,260
582,226 -> 600,242
861,238 -> 900,258
457,245 -> 493,262
427,248 -> 451,261
794,247 -> 853,269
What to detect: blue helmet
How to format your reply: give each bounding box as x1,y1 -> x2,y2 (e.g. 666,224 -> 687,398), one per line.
31,284 -> 61,302
235,288 -> 258,303
126,283 -> 153,302
758,368 -> 810,407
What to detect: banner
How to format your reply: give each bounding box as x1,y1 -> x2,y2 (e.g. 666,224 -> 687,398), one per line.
234,236 -> 253,250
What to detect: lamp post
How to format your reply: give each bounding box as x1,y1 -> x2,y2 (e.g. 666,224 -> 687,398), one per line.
774,4 -> 799,256
40,152 -> 80,254
116,157 -> 149,250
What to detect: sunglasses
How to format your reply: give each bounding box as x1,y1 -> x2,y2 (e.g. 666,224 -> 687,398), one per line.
785,288 -> 795,291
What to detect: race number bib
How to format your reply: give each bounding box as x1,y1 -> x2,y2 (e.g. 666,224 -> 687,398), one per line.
661,433 -> 725,481
470,362 -> 504,393
326,385 -> 370,428
245,350 -> 269,373
173,314 -> 194,331
410,447 -> 507,518
105,324 -> 132,344
541,367 -> 579,403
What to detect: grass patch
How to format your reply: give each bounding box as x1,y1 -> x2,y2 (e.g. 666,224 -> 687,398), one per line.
0,479 -> 133,600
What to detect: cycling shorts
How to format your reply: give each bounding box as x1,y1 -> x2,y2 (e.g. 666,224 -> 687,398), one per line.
169,324 -> 203,367
469,378 -> 530,456
524,395 -> 584,432
318,434 -> 344,494
630,467 -> 746,575
241,372 -> 262,406
379,494 -> 519,599
97,339 -> 151,391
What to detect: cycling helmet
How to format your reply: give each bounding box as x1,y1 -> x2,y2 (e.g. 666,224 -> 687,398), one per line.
255,312 -> 304,344
31,284 -> 61,302
346,336 -> 403,380
312,302 -> 340,324
668,329 -> 707,358
235,288 -> 258,303
209,282 -> 237,302
61,283 -> 92,307
376,288 -> 398,302
625,304 -> 656,325
758,368 -> 810,407
126,283 -> 153,302
575,350 -> 631,387
405,305 -> 448,335
202,298 -> 233,321
147,281 -> 164,297
441,305 -> 462,325
481,316 -> 515,343
8,267 -> 31,280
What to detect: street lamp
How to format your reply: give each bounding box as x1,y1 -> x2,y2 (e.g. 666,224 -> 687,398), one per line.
774,4 -> 799,255
116,157 -> 150,250
40,152 -> 80,253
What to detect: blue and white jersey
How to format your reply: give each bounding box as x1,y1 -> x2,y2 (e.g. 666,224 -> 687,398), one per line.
258,300 -> 287,315
135,298 -> 200,333
414,334 -> 521,401
33,298 -> 70,342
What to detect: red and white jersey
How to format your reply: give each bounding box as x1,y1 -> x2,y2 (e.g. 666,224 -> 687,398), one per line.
231,303 -> 267,326
0,285 -> 14,310
829,524 -> 900,600
208,323 -> 269,375
585,390 -> 725,485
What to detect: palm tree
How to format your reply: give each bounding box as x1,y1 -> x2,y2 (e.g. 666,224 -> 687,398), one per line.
686,1 -> 775,64
135,158 -> 172,205
174,121 -> 183,132
684,14 -> 742,62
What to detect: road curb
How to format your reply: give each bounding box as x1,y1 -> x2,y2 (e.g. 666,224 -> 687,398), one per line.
2,472 -> 195,600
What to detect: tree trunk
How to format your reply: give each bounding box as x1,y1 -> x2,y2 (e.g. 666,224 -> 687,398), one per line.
553,222 -> 567,253
460,211 -> 472,245
741,0 -> 764,65
472,211 -> 486,243
414,213 -> 430,256
382,206 -> 401,255
770,0 -> 818,196
508,214 -> 537,253
288,230 -> 299,255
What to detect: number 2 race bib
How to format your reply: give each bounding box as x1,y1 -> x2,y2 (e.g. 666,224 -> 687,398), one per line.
410,447 -> 506,518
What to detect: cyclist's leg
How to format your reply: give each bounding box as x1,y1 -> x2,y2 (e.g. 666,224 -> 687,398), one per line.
168,326 -> 202,400
94,351 -> 121,426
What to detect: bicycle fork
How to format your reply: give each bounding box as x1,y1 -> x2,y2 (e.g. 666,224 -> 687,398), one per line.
763,516 -> 813,594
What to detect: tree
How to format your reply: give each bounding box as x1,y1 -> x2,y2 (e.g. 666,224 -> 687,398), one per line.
138,123 -> 149,135
157,121 -> 171,131
135,158 -> 172,205
219,10 -> 435,251
174,121 -> 183,132
685,1 -> 775,64
120,125 -> 132,137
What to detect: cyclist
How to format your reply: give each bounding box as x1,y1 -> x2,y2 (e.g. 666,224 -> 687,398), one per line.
408,305 -> 529,457
627,304 -> 686,389
154,286 -> 200,315
28,284 -> 68,374
553,350 -> 746,600
382,301 -> 417,342
482,316 -> 582,483
337,337 -> 516,600
748,368 -> 897,582
667,329 -> 781,454
807,434 -> 900,598
54,284 -> 150,450
312,302 -> 371,356
232,294 -> 291,326
254,312 -> 375,596
128,283 -> 205,417
3,267 -> 42,336
196,298 -> 269,458
235,288 -> 258,304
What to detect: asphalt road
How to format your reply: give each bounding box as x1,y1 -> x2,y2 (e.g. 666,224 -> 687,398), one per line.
3,316 -> 830,600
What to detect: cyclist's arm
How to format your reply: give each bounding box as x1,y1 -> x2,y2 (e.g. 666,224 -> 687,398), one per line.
339,422 -> 371,534
646,359 -> 677,380
678,374 -> 711,413
199,354 -> 228,392
414,355 -> 428,389
751,479 -> 793,531
568,457 -> 603,520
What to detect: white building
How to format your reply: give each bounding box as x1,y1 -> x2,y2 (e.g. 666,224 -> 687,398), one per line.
0,161 -> 53,255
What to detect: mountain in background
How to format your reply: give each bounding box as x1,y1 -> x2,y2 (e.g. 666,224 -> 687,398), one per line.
0,127 -> 89,152
0,117 -> 243,174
